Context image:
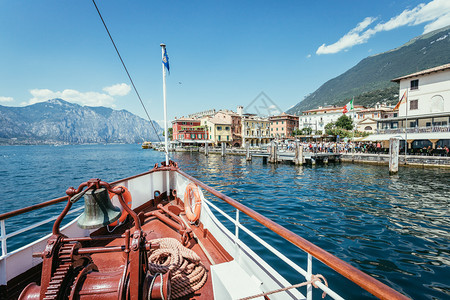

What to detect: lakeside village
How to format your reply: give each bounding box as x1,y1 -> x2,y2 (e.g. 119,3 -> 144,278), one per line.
160,63 -> 450,162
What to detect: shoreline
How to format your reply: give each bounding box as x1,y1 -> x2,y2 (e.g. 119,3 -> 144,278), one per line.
169,146 -> 450,169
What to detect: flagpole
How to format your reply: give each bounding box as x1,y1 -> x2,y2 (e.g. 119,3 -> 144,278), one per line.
161,43 -> 169,166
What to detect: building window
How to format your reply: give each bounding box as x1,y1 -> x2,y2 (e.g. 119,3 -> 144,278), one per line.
198,134 -> 202,139
227,136 -> 229,141
217,126 -> 222,130
191,134 -> 195,139
410,79 -> 419,90
225,127 -> 230,130
218,136 -> 221,141
410,99 -> 418,110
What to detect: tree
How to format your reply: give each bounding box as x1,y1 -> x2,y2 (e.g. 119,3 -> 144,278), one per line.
335,115 -> 353,131
163,128 -> 173,140
301,127 -> 312,135
324,122 -> 335,135
292,128 -> 302,136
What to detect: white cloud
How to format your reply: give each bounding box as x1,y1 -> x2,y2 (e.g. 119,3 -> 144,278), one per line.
316,0 -> 450,55
103,83 -> 131,96
21,83 -> 131,107
316,17 -> 376,55
306,54 -> 312,58
25,88 -> 115,107
0,96 -> 14,103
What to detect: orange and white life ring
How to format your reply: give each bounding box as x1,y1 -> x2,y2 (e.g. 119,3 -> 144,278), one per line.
184,183 -> 201,223
109,186 -> 132,226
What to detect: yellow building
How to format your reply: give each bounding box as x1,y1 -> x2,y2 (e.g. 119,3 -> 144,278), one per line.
202,116 -> 232,147
241,114 -> 271,147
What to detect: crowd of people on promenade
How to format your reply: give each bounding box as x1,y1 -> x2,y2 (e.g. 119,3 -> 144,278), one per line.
281,141 -> 450,157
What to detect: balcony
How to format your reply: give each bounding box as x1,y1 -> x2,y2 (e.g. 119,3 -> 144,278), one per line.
376,125 -> 450,135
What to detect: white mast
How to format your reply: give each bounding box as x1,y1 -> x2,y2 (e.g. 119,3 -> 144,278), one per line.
161,43 -> 169,165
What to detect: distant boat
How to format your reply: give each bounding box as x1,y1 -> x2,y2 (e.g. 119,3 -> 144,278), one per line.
142,141 -> 153,149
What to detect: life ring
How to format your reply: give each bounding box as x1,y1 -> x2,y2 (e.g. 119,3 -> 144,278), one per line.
184,183 -> 201,223
109,186 -> 132,226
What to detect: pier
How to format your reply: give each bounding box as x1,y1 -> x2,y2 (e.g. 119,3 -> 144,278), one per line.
252,152 -> 341,165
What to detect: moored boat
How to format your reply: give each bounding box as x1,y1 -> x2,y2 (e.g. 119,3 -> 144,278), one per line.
0,160 -> 408,299
142,142 -> 153,149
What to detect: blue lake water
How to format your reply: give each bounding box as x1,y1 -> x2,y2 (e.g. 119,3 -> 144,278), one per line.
1,144 -> 449,299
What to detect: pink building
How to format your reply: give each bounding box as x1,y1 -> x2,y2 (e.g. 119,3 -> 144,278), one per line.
172,118 -> 208,145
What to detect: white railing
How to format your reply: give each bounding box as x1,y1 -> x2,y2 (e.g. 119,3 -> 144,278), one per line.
377,124 -> 450,134
0,206 -> 84,258
202,197 -> 343,300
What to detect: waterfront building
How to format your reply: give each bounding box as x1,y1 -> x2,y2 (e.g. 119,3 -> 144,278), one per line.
368,63 -> 450,150
355,103 -> 396,133
241,113 -> 271,147
299,105 -> 364,134
214,107 -> 242,147
269,112 -> 299,139
188,109 -> 216,119
202,116 -> 232,147
171,118 -> 209,146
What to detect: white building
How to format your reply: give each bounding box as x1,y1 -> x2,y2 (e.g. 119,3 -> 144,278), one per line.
369,63 -> 450,151
355,103 -> 396,133
299,105 -> 364,134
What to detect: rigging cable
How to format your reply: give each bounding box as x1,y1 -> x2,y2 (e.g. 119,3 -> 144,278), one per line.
92,0 -> 162,143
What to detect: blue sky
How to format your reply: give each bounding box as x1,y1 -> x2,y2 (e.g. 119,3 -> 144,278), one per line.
1,0 -> 449,125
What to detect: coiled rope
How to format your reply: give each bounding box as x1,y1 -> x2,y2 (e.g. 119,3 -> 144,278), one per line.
148,238 -> 208,299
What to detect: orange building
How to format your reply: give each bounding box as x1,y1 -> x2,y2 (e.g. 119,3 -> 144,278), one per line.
269,113 -> 299,139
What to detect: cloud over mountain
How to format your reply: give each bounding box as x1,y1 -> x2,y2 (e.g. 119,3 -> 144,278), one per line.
316,0 -> 450,55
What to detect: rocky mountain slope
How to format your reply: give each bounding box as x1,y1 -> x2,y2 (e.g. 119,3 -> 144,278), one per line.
0,99 -> 163,144
287,25 -> 450,114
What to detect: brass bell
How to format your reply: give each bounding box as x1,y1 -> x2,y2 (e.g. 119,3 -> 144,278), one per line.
77,188 -> 122,229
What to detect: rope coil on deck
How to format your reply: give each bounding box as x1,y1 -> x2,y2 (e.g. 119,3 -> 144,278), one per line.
148,238 -> 207,299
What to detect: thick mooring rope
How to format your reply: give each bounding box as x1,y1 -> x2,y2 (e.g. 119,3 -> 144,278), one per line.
148,238 -> 208,299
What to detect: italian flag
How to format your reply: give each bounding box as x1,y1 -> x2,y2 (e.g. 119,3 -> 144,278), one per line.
343,98 -> 354,114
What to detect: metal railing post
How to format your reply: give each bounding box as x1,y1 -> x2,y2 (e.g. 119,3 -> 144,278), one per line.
1,219 -> 6,257
307,253 -> 313,300
235,209 -> 240,241
235,209 -> 240,260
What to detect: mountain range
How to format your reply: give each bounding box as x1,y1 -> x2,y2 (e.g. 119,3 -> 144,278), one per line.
287,25 -> 450,115
0,99 -> 163,145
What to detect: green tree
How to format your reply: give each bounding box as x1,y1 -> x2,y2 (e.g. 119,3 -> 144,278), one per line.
301,127 -> 312,135
335,115 -> 353,130
163,128 -> 173,140
324,122 -> 335,135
